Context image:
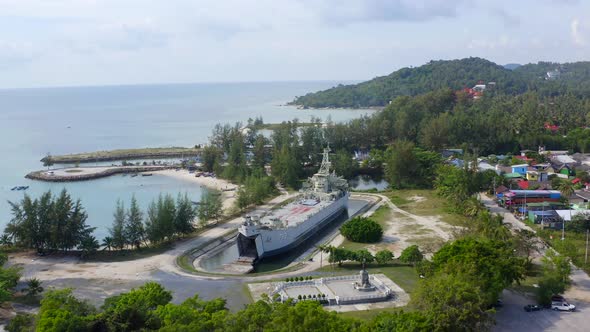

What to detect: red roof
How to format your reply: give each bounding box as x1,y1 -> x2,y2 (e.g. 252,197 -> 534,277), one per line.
572,178 -> 581,184
517,180 -> 529,189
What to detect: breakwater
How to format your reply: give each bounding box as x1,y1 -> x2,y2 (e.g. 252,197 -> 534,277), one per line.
25,165 -> 174,182
41,147 -> 201,164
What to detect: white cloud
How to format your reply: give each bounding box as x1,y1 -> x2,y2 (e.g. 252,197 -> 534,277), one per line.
571,18 -> 587,46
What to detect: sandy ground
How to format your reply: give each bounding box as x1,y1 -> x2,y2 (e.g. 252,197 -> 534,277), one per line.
154,169 -> 237,212
8,192 -> 298,285
361,194 -> 458,257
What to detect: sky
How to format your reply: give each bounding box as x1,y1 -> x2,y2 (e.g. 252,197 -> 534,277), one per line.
0,0 -> 589,88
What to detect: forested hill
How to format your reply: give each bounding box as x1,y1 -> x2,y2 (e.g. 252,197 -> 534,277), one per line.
290,57 -> 590,108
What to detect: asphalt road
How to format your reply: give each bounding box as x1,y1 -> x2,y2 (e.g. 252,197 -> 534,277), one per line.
494,290 -> 589,332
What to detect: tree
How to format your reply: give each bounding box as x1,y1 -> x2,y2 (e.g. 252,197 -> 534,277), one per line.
110,200 -> 126,250
557,180 -> 575,229
24,278 -> 44,297
102,236 -> 114,251
252,134 -> 267,170
340,217 -> 383,243
124,196 -> 145,249
537,251 -> 572,305
198,189 -> 223,224
102,282 -> 172,331
332,149 -> 358,179
354,249 -> 375,264
78,234 -> 99,259
36,288 -> 95,332
201,145 -> 221,173
43,153 -> 54,170
365,311 -> 432,332
398,245 -> 423,265
174,193 -> 196,235
411,273 -> 494,331
384,141 -> 417,189
375,249 -> 394,265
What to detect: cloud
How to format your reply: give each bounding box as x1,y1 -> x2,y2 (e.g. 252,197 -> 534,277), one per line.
0,40 -> 37,68
571,18 -> 587,46
307,0 -> 466,24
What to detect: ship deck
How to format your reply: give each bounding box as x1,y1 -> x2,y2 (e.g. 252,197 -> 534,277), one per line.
258,197 -> 337,229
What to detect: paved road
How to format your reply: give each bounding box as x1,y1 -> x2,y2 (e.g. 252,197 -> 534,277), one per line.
495,290 -> 589,332
480,194 -> 590,331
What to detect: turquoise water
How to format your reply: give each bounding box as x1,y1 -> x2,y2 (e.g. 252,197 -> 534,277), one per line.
0,82 -> 373,239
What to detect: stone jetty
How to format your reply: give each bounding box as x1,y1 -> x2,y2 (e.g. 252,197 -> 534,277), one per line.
26,165 -> 173,182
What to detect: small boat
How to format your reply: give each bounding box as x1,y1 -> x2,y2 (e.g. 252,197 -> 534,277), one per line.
141,173 -> 153,177
191,201 -> 201,205
131,174 -> 138,178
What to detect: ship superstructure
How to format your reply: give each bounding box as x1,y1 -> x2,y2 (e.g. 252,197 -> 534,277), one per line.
237,148 -> 349,262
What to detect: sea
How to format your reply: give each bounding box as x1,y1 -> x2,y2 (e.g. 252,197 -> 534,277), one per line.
0,82 -> 374,239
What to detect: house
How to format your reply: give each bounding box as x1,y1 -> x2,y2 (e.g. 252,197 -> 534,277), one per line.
504,172 -> 523,180
553,155 -> 576,165
442,149 -> 464,158
511,164 -> 529,176
526,171 -> 539,181
555,209 -> 590,221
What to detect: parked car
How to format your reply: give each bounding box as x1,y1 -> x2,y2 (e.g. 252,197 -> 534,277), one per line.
551,302 -> 576,312
524,304 -> 541,312
551,295 -> 565,302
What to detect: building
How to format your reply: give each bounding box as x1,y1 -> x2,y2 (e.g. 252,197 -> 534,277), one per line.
511,164 -> 529,176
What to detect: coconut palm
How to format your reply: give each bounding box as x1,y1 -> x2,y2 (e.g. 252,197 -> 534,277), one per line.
25,278 -> 44,297
463,197 -> 483,217
558,180 -> 575,240
102,236 -> 114,251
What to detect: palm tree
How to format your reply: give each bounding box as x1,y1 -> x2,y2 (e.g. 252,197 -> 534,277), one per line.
558,180 -> 575,240
463,197 -> 482,217
25,278 -> 44,297
102,236 -> 114,251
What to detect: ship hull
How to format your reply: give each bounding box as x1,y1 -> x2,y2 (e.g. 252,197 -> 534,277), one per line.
238,194 -> 348,261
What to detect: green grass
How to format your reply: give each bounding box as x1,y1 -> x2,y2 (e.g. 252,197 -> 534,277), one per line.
371,205 -> 391,229
316,261 -> 419,294
384,189 -> 468,227
536,228 -> 590,274
510,263 -> 543,296
339,306 -> 404,320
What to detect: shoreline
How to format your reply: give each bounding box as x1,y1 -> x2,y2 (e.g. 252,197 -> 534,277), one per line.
153,169 -> 238,212
25,165 -> 173,182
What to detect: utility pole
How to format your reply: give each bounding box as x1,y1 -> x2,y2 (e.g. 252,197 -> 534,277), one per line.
585,228 -> 589,266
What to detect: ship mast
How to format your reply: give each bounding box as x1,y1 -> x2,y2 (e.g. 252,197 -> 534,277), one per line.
318,148 -> 331,175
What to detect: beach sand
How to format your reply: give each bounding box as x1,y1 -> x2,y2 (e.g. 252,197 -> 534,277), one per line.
153,169 -> 238,212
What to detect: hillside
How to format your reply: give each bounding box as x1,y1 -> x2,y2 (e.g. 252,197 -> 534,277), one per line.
290,58 -> 590,108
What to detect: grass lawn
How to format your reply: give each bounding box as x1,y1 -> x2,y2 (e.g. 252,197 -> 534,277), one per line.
536,228 -> 590,274
384,189 -> 469,227
510,263 -> 543,296
316,261 -> 419,295
316,261 -> 418,320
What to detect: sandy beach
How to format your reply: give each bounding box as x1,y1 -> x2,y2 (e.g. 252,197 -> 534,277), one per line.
154,169 -> 238,212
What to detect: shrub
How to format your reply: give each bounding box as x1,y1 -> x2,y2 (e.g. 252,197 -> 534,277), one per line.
399,245 -> 424,265
340,217 -> 383,243
375,249 -> 394,265
298,295 -> 302,300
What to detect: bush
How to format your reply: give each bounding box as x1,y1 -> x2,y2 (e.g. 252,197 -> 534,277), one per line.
399,245 -> 424,265
340,217 -> 383,243
375,249 -> 394,265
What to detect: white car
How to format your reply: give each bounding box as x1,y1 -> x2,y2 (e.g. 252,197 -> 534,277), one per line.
551,302 -> 576,312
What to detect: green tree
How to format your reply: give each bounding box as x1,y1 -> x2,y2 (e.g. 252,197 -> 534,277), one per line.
363,311 -> 432,332
201,145 -> 221,173
102,236 -> 114,251
24,278 -> 44,297
124,196 -> 145,249
340,217 -> 383,243
251,134 -> 267,170
375,249 -> 394,265
78,234 -> 99,259
43,153 -> 54,170
411,273 -> 494,332
36,288 -> 95,332
174,193 -> 196,235
110,200 -> 126,250
384,141 -> 417,189
198,189 -> 223,224
332,149 -> 358,179
102,282 -> 172,331
398,245 -> 423,265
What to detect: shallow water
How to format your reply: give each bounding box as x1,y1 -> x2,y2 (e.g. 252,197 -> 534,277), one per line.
0,82 -> 373,238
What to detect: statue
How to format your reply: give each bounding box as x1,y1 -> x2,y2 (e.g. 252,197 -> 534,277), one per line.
354,258 -> 375,291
